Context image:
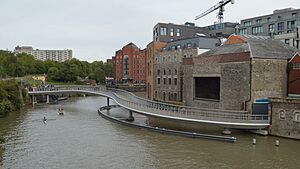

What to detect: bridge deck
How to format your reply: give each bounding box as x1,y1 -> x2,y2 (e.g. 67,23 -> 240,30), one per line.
28,85 -> 270,129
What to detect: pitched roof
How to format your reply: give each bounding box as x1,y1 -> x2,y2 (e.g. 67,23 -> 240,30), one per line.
124,42 -> 138,49
199,35 -> 299,60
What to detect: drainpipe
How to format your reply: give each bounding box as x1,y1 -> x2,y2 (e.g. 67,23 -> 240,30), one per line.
287,60 -> 291,97
244,57 -> 252,112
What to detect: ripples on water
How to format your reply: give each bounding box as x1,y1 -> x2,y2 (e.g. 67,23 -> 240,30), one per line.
0,96 -> 300,169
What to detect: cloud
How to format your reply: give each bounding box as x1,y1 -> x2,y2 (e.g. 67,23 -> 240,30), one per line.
0,0 -> 299,62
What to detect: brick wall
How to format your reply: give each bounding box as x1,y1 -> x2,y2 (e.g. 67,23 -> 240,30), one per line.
289,53 -> 300,94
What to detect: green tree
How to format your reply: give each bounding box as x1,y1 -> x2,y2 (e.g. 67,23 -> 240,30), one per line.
48,67 -> 59,81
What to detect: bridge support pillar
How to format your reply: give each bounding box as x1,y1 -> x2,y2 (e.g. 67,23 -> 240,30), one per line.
32,95 -> 37,105
107,97 -> 110,107
222,128 -> 231,135
46,95 -> 50,104
127,111 -> 135,122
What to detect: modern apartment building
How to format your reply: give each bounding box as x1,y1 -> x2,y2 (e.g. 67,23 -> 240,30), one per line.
154,36 -> 221,104
238,8 -> 300,49
14,46 -> 72,62
153,22 -> 209,43
153,22 -> 238,43
206,22 -> 239,38
112,43 -> 146,84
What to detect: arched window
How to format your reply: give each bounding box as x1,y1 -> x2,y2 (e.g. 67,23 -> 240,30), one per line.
174,69 -> 177,75
163,69 -> 166,75
169,69 -> 171,75
295,112 -> 300,122
279,110 -> 285,120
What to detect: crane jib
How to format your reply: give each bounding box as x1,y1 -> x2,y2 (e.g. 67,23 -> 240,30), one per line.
195,0 -> 235,23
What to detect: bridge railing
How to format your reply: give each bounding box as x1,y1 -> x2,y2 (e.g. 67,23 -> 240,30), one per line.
110,88 -> 250,115
31,85 -> 269,124
110,90 -> 270,124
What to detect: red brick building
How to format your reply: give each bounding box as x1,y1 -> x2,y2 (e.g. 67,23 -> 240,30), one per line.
289,53 -> 300,95
113,43 -> 146,84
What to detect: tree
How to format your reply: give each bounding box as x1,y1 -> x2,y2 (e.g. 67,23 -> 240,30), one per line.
48,67 -> 59,81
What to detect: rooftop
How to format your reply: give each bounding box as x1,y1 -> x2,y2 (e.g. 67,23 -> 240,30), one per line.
199,35 -> 299,60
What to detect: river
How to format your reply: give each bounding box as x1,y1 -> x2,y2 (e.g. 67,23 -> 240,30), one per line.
0,96 -> 300,169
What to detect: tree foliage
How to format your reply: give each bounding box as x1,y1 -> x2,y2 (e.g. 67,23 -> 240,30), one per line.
0,50 -> 113,84
0,80 -> 21,117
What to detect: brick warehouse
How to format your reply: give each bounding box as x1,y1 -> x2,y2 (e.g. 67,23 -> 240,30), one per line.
112,43 -> 146,84
146,41 -> 167,100
182,35 -> 299,111
288,53 -> 300,95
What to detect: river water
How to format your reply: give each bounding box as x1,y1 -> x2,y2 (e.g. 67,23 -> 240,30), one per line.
0,96 -> 300,169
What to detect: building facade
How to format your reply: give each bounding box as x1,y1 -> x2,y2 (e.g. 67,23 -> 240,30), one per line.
14,46 -> 72,62
153,22 -> 209,43
238,8 -> 300,49
113,43 -> 146,84
182,35 -> 299,111
154,37 -> 221,104
206,22 -> 239,38
146,41 -> 167,100
288,53 -> 300,95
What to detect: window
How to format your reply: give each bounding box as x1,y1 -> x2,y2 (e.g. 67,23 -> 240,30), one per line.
287,20 -> 296,32
157,69 -> 160,75
267,17 -> 271,22
279,110 -> 285,120
295,112 -> 300,122
269,24 -> 275,33
194,77 -> 220,100
187,43 -> 192,48
252,26 -> 263,34
256,19 -> 262,24
163,78 -> 166,84
157,78 -> 160,85
169,78 -> 171,85
285,39 -> 290,45
170,28 -> 174,36
160,27 -> 167,35
168,69 -> 171,75
174,78 -> 177,85
239,28 -> 247,35
293,62 -> 300,69
292,13 -> 297,17
174,69 -> 177,75
176,28 -> 181,36
163,69 -> 166,75
174,93 -> 177,101
278,22 -> 284,34
244,21 -> 252,26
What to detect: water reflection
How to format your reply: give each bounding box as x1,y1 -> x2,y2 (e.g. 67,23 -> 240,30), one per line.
0,96 -> 299,169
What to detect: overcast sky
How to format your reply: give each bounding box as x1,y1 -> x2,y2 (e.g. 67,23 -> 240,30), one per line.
1,0 -> 299,62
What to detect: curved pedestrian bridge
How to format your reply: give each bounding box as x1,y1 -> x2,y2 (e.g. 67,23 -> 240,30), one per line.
28,85 -> 270,130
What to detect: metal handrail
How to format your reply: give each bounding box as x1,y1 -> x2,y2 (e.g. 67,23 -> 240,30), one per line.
29,85 -> 270,123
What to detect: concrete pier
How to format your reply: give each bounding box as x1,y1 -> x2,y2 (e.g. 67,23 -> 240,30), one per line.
46,95 -> 50,104
127,111 -> 135,122
107,97 -> 110,107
